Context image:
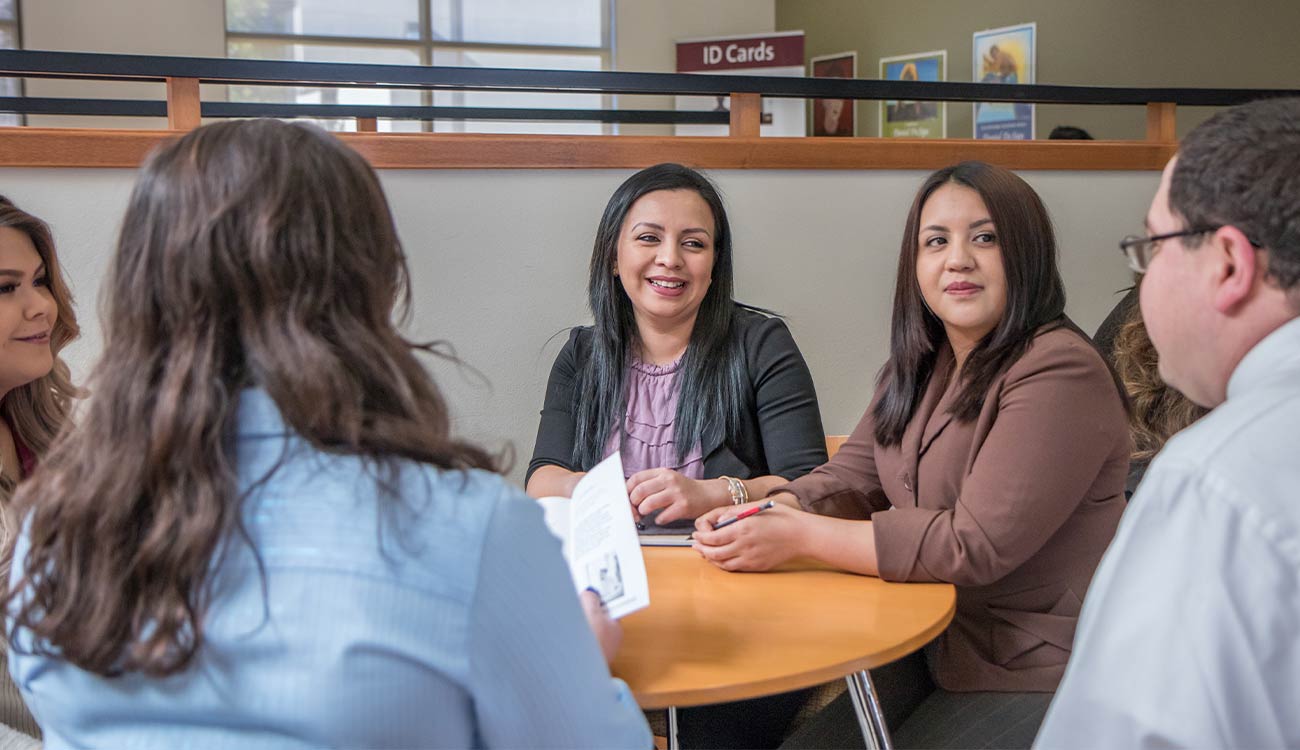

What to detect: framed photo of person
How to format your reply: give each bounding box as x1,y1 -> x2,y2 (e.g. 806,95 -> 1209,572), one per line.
972,22 -> 1036,139
879,50 -> 946,138
810,51 -> 857,137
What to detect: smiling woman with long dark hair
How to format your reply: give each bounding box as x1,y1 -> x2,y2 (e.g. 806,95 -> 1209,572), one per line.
527,163 -> 827,522
527,163 -> 828,748
3,120 -> 651,749
694,162 -> 1131,749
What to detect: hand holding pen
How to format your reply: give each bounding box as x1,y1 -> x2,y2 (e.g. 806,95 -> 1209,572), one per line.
692,497 -> 805,572
711,499 -> 776,530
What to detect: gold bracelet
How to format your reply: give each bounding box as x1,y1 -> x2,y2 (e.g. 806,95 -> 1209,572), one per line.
720,476 -> 749,505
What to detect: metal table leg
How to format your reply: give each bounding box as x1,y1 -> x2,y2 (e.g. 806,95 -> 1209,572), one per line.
667,706 -> 680,750
846,670 -> 893,750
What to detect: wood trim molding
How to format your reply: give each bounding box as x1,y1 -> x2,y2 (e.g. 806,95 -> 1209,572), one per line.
0,129 -> 176,167
165,77 -> 201,131
1145,102 -> 1177,142
0,128 -> 1176,171
728,93 -> 762,138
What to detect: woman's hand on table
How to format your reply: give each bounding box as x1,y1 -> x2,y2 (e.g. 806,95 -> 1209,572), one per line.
626,468 -> 730,524
691,499 -> 812,572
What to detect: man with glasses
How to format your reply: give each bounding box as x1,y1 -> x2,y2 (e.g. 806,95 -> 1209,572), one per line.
1036,96 -> 1300,748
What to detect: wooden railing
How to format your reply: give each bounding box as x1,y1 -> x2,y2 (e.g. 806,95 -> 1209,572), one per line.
3,49 -> 1297,171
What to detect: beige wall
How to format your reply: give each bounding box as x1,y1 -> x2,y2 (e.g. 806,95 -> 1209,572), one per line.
23,0 -> 223,55
1,166 -> 1150,484
777,0 -> 1300,140
21,0 -> 225,128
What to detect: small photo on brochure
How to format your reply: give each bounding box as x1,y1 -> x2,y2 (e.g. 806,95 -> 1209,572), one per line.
587,551 -> 626,604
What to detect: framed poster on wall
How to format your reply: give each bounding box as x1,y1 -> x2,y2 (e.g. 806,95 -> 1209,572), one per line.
810,51 -> 857,137
972,22 -> 1036,140
879,50 -> 946,138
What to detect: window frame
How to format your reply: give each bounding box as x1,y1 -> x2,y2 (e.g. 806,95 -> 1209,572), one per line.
223,0 -> 613,134
1,0 -> 25,127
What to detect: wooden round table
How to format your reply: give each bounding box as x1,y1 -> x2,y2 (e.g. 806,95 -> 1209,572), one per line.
612,547 -> 956,749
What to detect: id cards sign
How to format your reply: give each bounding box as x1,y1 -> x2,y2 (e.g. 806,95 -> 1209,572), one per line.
675,31 -> 806,137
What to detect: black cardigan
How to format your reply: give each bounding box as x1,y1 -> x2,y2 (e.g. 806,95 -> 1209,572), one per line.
527,308 -> 828,483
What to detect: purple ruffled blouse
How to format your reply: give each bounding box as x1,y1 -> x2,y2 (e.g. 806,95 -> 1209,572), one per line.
604,356 -> 704,480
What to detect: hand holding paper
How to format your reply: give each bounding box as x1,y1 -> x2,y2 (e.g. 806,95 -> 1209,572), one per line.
536,453 -> 651,619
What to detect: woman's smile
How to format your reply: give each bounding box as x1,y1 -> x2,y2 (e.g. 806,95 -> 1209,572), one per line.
647,275 -> 687,296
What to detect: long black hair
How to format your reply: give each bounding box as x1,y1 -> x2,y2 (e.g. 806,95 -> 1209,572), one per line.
572,163 -> 747,468
873,161 -> 1068,446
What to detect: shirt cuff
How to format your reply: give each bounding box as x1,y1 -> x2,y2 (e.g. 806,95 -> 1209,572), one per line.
773,474 -> 849,515
871,506 -> 943,582
611,677 -> 638,711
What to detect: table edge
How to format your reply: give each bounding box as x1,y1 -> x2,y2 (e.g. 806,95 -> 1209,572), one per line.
632,584 -> 958,709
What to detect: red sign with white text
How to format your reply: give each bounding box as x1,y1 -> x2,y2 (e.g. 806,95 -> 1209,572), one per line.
676,32 -> 805,73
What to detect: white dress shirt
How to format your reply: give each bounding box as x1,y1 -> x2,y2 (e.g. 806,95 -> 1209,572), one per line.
1036,316 -> 1300,749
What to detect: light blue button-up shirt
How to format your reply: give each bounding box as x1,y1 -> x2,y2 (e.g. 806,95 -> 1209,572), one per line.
9,390 -> 651,749
1037,316 -> 1300,749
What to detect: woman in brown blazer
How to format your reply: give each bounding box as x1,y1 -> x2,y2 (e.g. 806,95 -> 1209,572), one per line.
693,162 -> 1130,749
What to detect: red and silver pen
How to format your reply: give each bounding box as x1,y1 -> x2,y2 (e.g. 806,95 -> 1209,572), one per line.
711,499 -> 776,530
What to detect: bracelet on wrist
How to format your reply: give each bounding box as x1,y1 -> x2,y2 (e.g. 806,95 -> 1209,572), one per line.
720,475 -> 749,505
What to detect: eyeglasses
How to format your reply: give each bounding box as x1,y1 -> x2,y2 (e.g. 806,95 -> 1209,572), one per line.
1119,227 -> 1262,273
1118,227 -> 1216,273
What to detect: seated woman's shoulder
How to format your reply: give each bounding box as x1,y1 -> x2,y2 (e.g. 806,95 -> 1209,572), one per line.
1014,322 -> 1115,380
733,304 -> 794,340
383,464 -> 501,520
560,324 -> 594,354
414,465 -> 523,508
400,466 -> 546,545
734,303 -> 781,324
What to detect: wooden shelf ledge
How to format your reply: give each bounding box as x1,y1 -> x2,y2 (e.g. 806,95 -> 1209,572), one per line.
0,127 -> 1175,171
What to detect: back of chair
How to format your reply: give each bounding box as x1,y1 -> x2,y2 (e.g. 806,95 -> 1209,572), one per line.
825,435 -> 849,459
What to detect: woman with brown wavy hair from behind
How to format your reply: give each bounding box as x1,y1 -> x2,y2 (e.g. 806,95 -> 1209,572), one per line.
0,195 -> 80,749
1094,285 -> 1208,497
3,119 -> 651,749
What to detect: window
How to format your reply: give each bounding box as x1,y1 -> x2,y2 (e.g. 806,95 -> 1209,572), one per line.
225,0 -> 610,133
1,0 -> 21,127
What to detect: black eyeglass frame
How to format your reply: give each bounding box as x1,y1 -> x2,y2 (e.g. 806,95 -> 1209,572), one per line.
1118,226 -> 1259,273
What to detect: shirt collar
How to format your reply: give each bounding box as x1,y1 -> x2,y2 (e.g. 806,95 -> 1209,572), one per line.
1227,316 -> 1300,399
236,388 -> 292,438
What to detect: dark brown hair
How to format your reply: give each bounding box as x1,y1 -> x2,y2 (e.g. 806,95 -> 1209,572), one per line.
1170,97 -> 1300,296
873,162 -> 1069,446
0,196 -> 80,497
5,119 -> 494,678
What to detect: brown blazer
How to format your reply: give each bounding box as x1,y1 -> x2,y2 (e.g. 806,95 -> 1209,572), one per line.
781,325 -> 1129,693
